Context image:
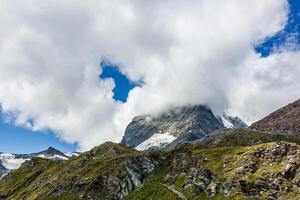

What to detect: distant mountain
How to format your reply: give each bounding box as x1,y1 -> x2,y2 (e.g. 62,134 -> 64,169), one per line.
251,99 -> 300,134
30,147 -> 70,160
121,105 -> 247,150
0,147 -> 79,179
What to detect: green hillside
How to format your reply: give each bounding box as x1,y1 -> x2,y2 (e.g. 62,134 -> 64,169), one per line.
2,131 -> 300,199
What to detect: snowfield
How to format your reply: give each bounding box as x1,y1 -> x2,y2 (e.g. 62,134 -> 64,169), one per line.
0,153 -> 29,170
136,132 -> 176,151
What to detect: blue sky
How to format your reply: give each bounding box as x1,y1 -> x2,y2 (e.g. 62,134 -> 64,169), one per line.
255,0 -> 300,56
100,60 -> 143,103
0,118 -> 78,154
0,0 -> 299,154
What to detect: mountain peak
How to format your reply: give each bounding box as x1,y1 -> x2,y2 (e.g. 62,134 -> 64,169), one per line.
121,104 -> 247,150
44,147 -> 64,156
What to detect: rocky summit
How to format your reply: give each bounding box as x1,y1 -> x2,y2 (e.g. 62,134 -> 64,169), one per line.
121,105 -> 246,150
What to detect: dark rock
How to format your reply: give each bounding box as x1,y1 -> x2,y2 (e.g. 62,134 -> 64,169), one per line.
121,105 -> 224,148
282,163 -> 298,180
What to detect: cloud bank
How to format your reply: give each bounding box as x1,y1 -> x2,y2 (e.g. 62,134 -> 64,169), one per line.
0,0 -> 299,150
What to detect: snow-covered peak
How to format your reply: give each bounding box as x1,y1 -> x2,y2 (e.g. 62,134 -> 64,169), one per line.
136,132 -> 176,151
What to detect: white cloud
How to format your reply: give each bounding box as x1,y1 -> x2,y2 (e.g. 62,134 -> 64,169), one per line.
0,0 -> 299,150
228,51 -> 300,123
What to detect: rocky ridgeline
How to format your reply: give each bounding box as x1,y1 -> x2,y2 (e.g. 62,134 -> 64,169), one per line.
251,99 -> 300,134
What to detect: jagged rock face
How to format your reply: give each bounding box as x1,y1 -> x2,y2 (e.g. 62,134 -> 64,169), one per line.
121,105 -> 224,149
94,157 -> 157,199
251,99 -> 300,134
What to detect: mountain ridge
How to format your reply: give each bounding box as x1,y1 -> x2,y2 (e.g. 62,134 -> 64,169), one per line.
251,99 -> 300,134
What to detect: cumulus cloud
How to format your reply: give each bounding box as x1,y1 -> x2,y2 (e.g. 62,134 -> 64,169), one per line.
0,0 -> 299,150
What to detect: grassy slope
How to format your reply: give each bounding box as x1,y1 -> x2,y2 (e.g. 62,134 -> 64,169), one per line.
195,128 -> 300,148
131,129 -> 300,200
126,141 -> 300,200
2,130 -> 300,199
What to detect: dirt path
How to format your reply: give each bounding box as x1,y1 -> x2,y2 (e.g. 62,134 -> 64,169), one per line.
162,184 -> 187,200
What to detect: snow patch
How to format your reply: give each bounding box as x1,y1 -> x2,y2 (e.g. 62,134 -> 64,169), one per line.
0,153 -> 29,170
37,154 -> 69,160
64,152 -> 80,157
136,132 -> 176,151
220,116 -> 234,128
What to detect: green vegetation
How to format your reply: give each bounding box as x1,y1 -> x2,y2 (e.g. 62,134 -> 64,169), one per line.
2,132 -> 300,199
196,128 -> 300,148
125,168 -> 182,200
0,142 -> 147,199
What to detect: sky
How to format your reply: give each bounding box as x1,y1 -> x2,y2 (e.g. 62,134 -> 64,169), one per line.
0,0 -> 299,153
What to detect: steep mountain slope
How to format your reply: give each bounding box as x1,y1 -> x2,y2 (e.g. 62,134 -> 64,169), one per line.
121,105 -> 247,150
251,99 -> 300,133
